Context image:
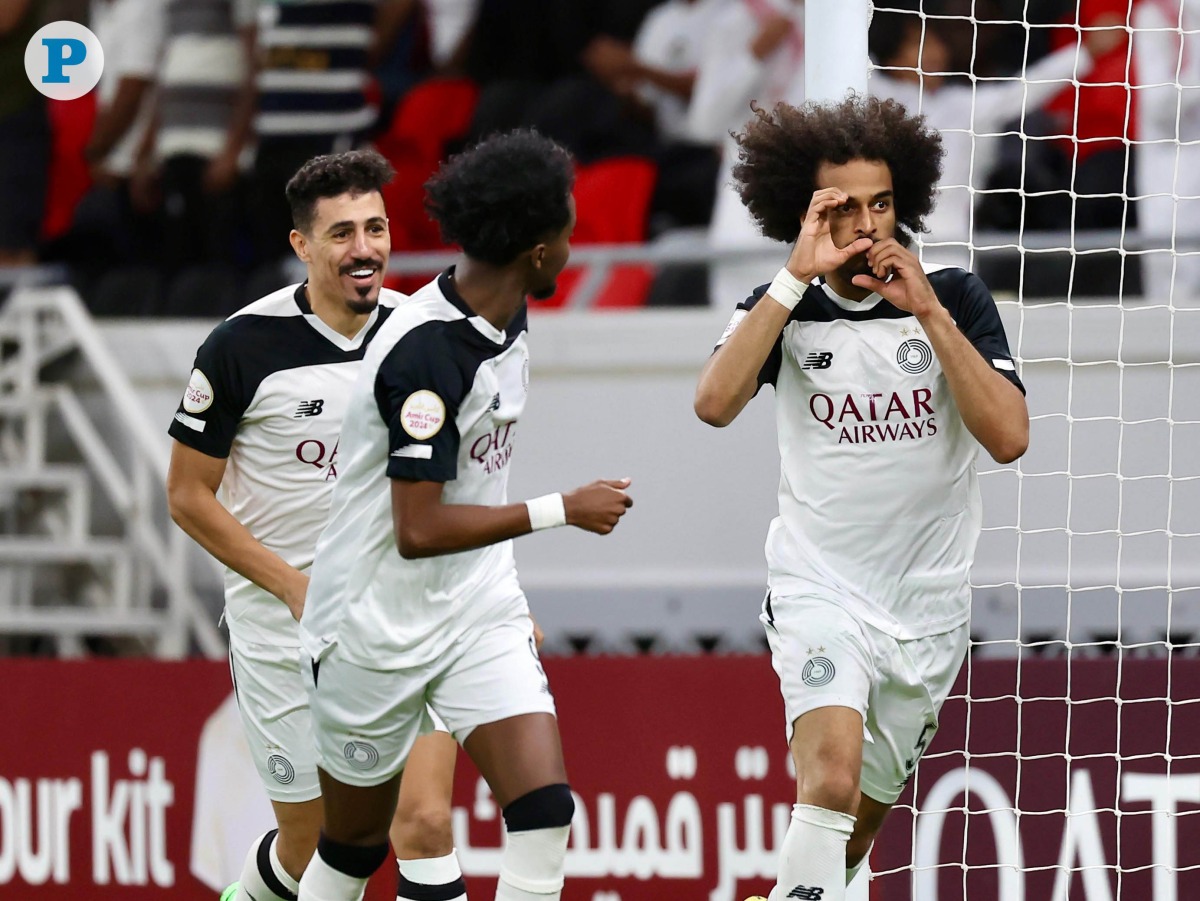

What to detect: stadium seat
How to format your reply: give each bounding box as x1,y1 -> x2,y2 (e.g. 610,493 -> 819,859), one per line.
241,261 -> 291,308
163,264 -> 243,318
85,266 -> 162,317
375,77 -> 479,168
376,78 -> 480,252
540,157 -> 658,310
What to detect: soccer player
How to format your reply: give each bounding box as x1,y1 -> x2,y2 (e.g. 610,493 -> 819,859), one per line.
295,129 -> 633,901
167,149 -> 471,901
694,96 -> 1029,901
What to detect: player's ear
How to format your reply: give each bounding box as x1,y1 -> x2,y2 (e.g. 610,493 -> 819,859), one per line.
289,229 -> 310,263
530,242 -> 548,270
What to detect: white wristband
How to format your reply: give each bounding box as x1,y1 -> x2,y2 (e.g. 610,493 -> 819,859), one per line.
526,493 -> 567,531
767,267 -> 810,312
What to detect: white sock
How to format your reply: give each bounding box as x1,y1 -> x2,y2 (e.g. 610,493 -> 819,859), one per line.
297,848 -> 367,901
236,830 -> 299,901
495,825 -> 570,900
397,850 -> 467,900
772,804 -> 855,901
846,855 -> 871,901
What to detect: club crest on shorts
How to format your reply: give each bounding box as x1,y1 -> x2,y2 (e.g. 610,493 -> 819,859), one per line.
802,656 -> 836,687
343,741 -> 380,771
266,754 -> 295,784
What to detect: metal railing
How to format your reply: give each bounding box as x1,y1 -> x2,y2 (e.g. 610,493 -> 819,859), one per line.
0,286 -> 224,658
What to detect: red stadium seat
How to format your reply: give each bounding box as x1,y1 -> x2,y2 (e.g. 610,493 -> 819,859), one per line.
41,94 -> 96,242
376,77 -> 479,166
376,78 -> 480,252
539,157 -> 658,310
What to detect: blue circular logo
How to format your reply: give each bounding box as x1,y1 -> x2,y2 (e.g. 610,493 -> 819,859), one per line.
897,338 -> 933,375
343,741 -> 380,771
802,657 -> 836,687
25,21 -> 105,101
266,754 -> 295,785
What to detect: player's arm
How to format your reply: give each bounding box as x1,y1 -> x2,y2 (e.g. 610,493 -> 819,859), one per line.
854,240 -> 1030,464
693,294 -> 791,427
390,477 -> 633,559
695,187 -> 874,426
167,441 -> 309,619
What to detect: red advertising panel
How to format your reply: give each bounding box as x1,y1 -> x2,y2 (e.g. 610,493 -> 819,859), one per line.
2,657 -> 1198,900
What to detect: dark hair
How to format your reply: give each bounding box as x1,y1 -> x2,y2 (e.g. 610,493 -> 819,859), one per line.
424,130 -> 575,266
286,149 -> 395,234
732,94 -> 944,244
869,8 -> 920,66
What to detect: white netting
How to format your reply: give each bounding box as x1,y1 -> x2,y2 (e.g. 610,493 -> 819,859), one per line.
865,2 -> 1200,898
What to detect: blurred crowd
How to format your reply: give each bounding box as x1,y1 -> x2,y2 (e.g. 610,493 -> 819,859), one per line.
1,0 -> 1189,313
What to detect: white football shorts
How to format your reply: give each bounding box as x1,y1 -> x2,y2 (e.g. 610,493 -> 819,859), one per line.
761,591 -> 969,805
302,613 -> 555,788
229,634 -> 448,802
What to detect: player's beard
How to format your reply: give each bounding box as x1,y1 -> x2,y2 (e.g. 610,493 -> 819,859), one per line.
530,280 -> 558,301
345,291 -> 378,315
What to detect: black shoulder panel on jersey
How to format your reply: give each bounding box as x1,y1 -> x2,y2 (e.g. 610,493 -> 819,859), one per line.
167,303 -> 391,458
926,268 -> 1026,395
375,318 -> 510,483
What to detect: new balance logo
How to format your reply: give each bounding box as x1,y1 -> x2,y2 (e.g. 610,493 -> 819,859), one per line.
294,399 -> 325,418
787,886 -> 825,899
801,352 -> 833,370
488,393 -> 501,412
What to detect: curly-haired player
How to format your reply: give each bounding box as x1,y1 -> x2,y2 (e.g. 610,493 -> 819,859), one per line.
295,130 -> 634,901
695,96 -> 1029,901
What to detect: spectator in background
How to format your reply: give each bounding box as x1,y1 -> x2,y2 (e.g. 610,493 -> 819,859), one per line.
1133,0 -> 1200,304
686,0 -> 804,306
0,0 -> 50,267
869,4 -> 1119,270
1043,0 -> 1137,230
576,0 -> 728,229
132,0 -> 258,277
251,0 -> 412,265
66,0 -> 165,268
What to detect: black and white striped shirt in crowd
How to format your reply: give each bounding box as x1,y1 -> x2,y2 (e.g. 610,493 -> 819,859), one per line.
255,0 -> 378,138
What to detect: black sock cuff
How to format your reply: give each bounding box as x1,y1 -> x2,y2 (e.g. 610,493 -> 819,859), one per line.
502,782 -> 575,832
396,869 -> 467,901
316,833 -> 389,879
256,829 -> 298,901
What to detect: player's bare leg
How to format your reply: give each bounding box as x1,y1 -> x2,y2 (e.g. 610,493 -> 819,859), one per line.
299,771 -> 403,901
390,731 -> 466,901
463,713 -> 573,900
767,706 -> 863,901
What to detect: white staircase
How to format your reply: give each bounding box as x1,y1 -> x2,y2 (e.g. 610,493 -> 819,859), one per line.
0,285 -> 223,658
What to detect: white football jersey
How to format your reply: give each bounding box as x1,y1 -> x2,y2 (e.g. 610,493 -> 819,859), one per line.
300,269 -> 531,669
718,265 -> 1024,639
169,284 -> 401,646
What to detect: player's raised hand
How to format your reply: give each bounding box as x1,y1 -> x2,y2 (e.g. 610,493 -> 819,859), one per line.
851,239 -> 941,318
785,188 -> 876,283
564,478 -> 634,534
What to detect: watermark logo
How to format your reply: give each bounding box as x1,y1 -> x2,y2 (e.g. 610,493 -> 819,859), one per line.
25,21 -> 104,100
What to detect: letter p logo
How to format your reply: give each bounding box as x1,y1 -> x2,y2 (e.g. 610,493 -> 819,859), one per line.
25,21 -> 104,100
41,37 -> 87,84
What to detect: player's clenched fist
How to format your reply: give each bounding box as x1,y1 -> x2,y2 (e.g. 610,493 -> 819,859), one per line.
564,478 -> 634,534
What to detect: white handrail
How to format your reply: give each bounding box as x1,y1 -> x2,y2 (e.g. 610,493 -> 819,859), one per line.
1,286 -> 224,658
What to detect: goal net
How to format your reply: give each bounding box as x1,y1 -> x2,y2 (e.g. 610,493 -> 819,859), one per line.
864,2 -> 1200,898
